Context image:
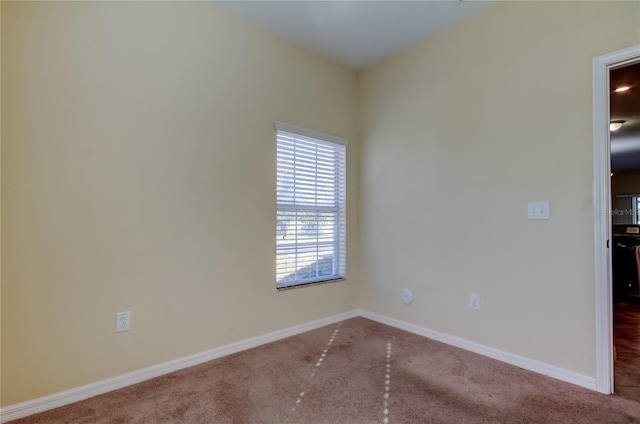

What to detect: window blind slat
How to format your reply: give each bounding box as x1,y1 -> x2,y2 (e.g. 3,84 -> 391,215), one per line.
276,125 -> 347,288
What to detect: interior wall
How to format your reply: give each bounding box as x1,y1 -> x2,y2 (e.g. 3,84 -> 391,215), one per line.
357,1 -> 640,377
0,0 -> 3,406
1,1 -> 358,405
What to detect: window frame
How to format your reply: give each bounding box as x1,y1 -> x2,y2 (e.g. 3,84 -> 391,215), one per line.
275,121 -> 348,290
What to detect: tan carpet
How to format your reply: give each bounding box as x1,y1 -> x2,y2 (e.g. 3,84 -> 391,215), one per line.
9,317 -> 640,423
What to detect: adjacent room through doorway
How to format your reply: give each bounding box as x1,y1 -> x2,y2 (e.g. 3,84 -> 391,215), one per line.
609,60 -> 640,402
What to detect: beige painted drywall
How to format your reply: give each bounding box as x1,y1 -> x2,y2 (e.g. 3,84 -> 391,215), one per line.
1,1 -> 358,405
357,1 -> 640,377
0,0 -> 3,407
4,0 -> 640,411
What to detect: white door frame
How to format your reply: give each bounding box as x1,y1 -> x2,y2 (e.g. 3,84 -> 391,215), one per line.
593,44 -> 640,394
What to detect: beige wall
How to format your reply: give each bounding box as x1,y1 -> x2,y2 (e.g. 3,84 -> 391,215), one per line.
357,1 -> 639,377
0,0 -> 3,406
1,1 -> 358,405
4,0 -> 640,410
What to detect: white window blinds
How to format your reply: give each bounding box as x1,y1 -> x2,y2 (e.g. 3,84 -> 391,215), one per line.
275,122 -> 347,289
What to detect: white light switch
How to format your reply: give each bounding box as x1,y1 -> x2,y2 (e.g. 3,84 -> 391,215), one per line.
527,201 -> 550,220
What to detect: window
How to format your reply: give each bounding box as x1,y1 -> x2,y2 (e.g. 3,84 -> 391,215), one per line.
275,121 -> 347,289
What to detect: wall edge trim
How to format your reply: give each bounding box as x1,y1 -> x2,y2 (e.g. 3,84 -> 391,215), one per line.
2,308 -> 598,422
0,310 -> 359,423
358,309 -> 597,391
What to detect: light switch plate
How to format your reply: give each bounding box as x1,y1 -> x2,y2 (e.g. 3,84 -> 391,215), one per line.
527,201 -> 549,220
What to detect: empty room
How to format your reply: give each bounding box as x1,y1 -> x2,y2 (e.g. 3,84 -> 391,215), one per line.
2,1 -> 640,423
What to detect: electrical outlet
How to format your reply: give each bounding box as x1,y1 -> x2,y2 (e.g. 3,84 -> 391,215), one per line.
116,311 -> 131,332
469,294 -> 480,311
527,201 -> 550,220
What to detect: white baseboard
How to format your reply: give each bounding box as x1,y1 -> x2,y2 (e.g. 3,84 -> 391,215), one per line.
358,309 -> 597,391
1,308 -> 598,422
0,309 -> 359,423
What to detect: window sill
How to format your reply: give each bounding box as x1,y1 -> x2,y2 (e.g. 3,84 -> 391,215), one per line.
276,277 -> 346,291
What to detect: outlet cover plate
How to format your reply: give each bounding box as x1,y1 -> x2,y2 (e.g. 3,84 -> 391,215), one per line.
469,294 -> 480,311
527,201 -> 550,220
116,311 -> 131,332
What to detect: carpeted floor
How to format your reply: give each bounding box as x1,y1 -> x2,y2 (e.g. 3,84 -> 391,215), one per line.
9,317 -> 640,423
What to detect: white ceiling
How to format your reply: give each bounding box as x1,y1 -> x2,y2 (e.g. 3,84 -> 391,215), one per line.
217,1 -> 493,70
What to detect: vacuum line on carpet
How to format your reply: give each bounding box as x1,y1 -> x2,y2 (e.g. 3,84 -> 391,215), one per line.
383,340 -> 392,424
291,324 -> 342,412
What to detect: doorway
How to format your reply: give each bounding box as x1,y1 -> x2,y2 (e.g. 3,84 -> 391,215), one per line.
593,44 -> 640,395
610,61 -> 640,401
